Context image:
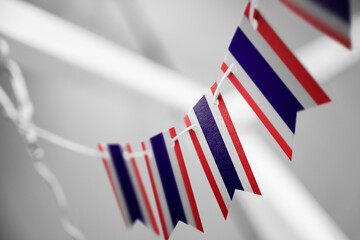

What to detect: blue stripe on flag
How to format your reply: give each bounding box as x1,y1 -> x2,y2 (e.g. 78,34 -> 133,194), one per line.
150,133 -> 187,227
311,0 -> 350,23
194,96 -> 244,198
108,144 -> 144,224
229,27 -> 303,133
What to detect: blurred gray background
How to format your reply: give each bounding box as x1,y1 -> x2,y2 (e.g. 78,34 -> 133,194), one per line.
0,0 -> 359,239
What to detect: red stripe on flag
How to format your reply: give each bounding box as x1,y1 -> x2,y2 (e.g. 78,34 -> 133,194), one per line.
126,143 -> 159,235
280,0 -> 351,49
141,142 -> 169,240
210,84 -> 261,195
97,144 -> 128,227
169,128 -> 204,232
244,3 -> 331,104
221,62 -> 293,159
184,114 -> 229,218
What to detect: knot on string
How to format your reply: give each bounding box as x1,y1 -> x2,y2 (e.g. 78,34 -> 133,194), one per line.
0,38 -> 87,240
27,142 -> 45,159
0,41 -> 41,161
0,48 -> 37,143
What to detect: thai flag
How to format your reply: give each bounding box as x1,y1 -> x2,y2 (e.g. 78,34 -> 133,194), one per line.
98,143 -> 159,235
142,128 -> 203,239
280,0 -> 351,49
184,83 -> 261,219
222,3 -> 331,160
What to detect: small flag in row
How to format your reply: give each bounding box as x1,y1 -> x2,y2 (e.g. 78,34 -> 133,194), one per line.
222,2 -> 331,160
96,1 -> 340,237
142,128 -> 203,239
98,143 -> 160,234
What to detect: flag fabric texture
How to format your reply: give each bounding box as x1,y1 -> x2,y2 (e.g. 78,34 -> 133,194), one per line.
184,83 -> 261,219
98,143 -> 159,235
222,3 -> 331,160
280,0 -> 351,49
142,128 -> 203,239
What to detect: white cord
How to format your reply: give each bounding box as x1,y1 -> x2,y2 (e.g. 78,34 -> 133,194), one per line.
123,149 -> 153,160
249,0 -> 259,30
0,39 -> 87,240
170,124 -> 196,147
34,125 -> 102,158
213,63 -> 235,105
0,83 -> 18,121
33,160 -> 86,240
5,59 -> 34,121
0,78 -> 152,159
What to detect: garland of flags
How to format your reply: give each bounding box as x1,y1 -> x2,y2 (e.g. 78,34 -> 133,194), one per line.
96,1 -> 344,238
0,0 -> 353,239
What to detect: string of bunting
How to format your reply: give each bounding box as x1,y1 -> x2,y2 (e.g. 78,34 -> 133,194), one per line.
0,0 -> 351,239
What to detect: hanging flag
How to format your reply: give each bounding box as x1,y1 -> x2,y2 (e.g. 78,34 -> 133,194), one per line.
98,143 -> 159,235
222,2 -> 331,160
184,83 -> 261,219
142,128 -> 203,240
280,0 -> 351,49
